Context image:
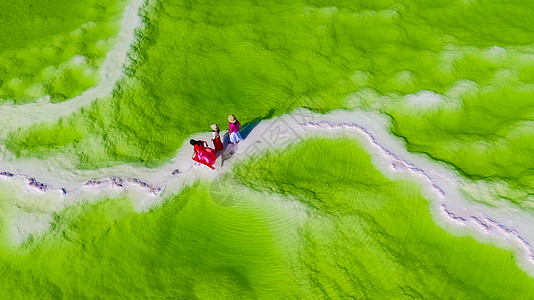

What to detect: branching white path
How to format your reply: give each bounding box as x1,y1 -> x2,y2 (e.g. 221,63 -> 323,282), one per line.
300,116 -> 534,275
0,0 -> 533,279
2,108 -> 534,277
0,0 -> 147,139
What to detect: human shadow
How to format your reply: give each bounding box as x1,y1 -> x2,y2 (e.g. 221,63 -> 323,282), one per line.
241,108 -> 275,140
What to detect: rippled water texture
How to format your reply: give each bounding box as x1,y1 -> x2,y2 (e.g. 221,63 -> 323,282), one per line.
2,0 -> 534,297
7,0 -> 534,172
0,0 -> 128,103
1,139 -> 534,298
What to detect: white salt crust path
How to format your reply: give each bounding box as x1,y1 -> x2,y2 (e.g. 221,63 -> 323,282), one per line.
0,0 -> 147,139
2,108 -> 534,277
0,0 -> 532,278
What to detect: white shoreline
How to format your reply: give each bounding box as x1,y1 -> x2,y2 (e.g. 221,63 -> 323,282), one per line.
299,116 -> 534,276
1,108 -> 534,277
0,0 -> 532,279
0,0 -> 148,139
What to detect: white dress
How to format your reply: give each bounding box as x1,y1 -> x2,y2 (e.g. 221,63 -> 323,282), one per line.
229,131 -> 243,144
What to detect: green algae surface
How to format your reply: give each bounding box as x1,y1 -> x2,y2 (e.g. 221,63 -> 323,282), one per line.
6,0 -> 534,188
2,0 -> 534,296
1,138 -> 534,297
0,0 -> 128,103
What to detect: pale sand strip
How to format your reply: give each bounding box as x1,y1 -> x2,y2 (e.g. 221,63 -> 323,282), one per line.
0,0 -> 532,277
1,108 -> 534,277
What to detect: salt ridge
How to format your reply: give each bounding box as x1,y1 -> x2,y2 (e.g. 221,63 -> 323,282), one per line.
2,109 -> 534,279
302,119 -> 534,273
0,0 -> 532,278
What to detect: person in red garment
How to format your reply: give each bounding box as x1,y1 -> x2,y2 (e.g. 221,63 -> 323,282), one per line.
190,139 -> 217,169
210,124 -> 224,152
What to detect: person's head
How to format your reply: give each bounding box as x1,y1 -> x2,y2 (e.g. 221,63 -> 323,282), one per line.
228,114 -> 237,124
190,139 -> 202,146
210,124 -> 220,133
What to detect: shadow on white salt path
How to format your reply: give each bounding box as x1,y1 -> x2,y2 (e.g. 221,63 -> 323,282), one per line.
0,0 -> 148,139
1,107 -> 534,277
0,0 -> 530,276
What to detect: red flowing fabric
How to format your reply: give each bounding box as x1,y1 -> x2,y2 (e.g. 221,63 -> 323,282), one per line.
212,136 -> 223,152
193,142 -> 217,169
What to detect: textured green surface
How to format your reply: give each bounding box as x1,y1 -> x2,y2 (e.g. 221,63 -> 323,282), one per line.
0,0 -> 128,103
7,0 -> 534,169
383,73 -> 534,206
1,138 -> 533,297
235,138 -> 534,297
2,0 -> 534,296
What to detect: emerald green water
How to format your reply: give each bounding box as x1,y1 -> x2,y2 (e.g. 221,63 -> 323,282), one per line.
2,139 -> 533,297
0,0 -> 128,103
2,0 -> 534,297
8,0 -> 534,171
4,1 -> 534,219
384,81 -> 534,207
